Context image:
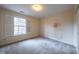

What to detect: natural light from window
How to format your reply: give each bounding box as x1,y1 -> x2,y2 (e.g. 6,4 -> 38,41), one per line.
14,17 -> 26,36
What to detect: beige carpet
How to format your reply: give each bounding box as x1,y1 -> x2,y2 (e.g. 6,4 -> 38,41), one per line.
0,37 -> 76,54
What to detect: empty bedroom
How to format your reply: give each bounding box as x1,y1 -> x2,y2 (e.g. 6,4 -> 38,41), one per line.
0,4 -> 79,54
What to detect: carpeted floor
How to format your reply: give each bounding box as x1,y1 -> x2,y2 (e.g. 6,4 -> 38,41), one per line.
0,37 -> 76,54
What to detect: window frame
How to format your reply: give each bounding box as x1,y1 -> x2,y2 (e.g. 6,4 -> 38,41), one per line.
14,17 -> 26,36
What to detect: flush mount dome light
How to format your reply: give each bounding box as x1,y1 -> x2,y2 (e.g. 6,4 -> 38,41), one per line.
32,4 -> 43,11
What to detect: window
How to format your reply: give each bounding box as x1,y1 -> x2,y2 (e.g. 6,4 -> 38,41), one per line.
14,17 -> 26,36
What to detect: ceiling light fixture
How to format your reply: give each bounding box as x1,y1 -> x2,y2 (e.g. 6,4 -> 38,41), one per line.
32,4 -> 43,11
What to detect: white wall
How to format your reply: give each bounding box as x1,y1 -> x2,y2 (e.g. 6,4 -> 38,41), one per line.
40,10 -> 74,45
0,8 -> 40,46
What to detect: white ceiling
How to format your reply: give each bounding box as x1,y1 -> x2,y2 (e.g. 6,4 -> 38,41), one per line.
0,4 -> 74,18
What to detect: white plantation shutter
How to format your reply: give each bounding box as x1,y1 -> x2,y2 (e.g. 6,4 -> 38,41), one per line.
14,17 -> 26,36
5,15 -> 14,37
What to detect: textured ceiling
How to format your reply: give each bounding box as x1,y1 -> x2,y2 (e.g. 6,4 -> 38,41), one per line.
0,4 -> 74,18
